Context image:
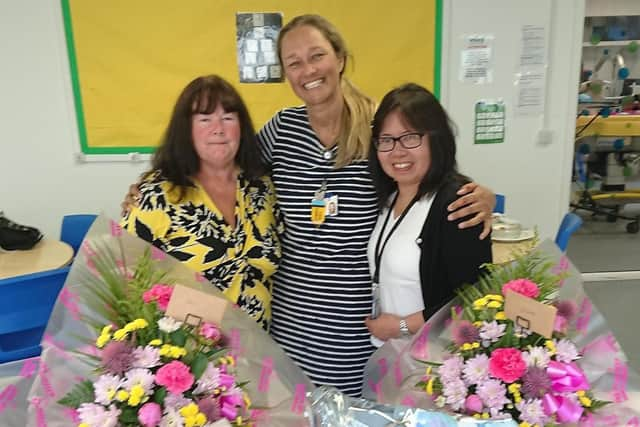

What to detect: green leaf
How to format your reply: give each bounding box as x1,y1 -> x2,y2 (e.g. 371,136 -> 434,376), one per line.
57,380 -> 95,408
170,328 -> 188,347
153,387 -> 167,404
191,353 -> 209,379
119,406 -> 140,424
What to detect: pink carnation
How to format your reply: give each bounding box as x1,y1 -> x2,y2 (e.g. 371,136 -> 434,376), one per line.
142,284 -> 174,311
489,348 -> 527,383
138,402 -> 162,427
155,361 -> 194,394
200,322 -> 221,342
501,279 -> 540,299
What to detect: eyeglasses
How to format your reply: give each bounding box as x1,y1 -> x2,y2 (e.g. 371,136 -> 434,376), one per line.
372,132 -> 425,152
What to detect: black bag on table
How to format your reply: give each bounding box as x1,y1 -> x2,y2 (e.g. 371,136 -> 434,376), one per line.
0,212 -> 43,251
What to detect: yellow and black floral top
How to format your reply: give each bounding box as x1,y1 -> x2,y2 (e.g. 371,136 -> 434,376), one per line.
121,171 -> 283,330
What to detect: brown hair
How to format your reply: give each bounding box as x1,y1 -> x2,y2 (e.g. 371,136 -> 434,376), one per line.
277,15 -> 376,167
151,75 -> 265,199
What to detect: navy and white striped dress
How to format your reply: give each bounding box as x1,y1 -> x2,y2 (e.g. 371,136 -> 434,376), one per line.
257,106 -> 378,396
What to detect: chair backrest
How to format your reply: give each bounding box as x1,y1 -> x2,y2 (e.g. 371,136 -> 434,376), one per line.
60,214 -> 97,255
494,194 -> 506,214
0,267 -> 70,363
555,212 -> 583,252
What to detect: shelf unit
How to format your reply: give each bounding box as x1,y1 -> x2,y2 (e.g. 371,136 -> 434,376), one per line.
583,40 -> 640,47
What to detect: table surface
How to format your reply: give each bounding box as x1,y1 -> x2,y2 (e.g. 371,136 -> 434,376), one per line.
0,239 -> 74,280
492,238 -> 536,264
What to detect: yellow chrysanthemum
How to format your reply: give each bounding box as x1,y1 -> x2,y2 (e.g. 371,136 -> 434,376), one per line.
545,340 -> 556,354
494,311 -> 506,320
519,422 -> 532,427
508,383 -> 521,394
481,412 -> 489,419
235,416 -> 243,425
425,366 -> 432,375
486,301 -> 502,309
113,329 -> 128,341
426,378 -> 434,395
116,390 -> 129,401
127,384 -> 145,406
100,325 -> 113,335
149,339 -> 162,346
486,294 -> 504,302
180,403 -> 206,427
473,321 -> 483,327
78,424 -> 90,427
96,334 -> 111,349
244,393 -> 252,408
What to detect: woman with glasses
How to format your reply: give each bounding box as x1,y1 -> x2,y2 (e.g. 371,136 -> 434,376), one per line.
365,83 -> 492,347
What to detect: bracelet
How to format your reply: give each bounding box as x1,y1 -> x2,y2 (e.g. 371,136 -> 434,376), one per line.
399,318 -> 410,337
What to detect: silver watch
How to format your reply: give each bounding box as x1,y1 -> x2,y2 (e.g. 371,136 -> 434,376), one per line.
399,318 -> 410,337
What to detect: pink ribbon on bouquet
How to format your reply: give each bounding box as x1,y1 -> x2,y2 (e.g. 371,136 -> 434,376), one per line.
542,393 -> 584,423
547,360 -> 589,393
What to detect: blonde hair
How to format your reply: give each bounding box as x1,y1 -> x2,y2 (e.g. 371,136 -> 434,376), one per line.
278,14 -> 376,168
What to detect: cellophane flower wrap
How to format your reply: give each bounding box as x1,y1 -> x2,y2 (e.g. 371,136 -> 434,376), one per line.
363,240 -> 640,426
0,215 -> 314,426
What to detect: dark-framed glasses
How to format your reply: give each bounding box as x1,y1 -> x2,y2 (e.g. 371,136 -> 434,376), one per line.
373,132 -> 425,152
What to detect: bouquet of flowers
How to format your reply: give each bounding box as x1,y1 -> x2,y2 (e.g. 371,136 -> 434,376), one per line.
6,215 -> 313,427
416,252 -> 605,425
363,240 -> 640,426
57,250 -> 251,427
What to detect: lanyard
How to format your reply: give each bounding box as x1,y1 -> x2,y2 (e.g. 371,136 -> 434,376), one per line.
372,193 -> 419,284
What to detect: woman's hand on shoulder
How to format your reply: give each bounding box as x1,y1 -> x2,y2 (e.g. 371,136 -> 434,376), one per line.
120,183 -> 142,216
446,182 -> 495,240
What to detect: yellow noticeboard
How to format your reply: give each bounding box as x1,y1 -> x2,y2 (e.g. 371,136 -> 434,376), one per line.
62,0 -> 441,154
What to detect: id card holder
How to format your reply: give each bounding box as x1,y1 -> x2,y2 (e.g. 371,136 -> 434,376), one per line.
311,189 -> 326,226
324,193 -> 339,217
371,282 -> 381,319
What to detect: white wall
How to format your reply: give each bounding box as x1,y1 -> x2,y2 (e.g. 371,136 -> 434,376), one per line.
441,0 -> 584,239
0,1 -> 149,238
0,0 -> 583,241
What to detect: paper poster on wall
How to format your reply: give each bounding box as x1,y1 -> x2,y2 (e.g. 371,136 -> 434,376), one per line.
236,12 -> 283,83
474,100 -> 505,144
514,69 -> 546,116
460,35 -> 493,84
519,25 -> 547,67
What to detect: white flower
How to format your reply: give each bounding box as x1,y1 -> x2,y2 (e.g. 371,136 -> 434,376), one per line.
158,317 -> 183,333
122,368 -> 155,395
132,346 -> 161,369
523,346 -> 551,368
193,362 -> 222,394
77,403 -> 121,427
93,374 -> 122,405
555,339 -> 579,363
160,408 -> 185,427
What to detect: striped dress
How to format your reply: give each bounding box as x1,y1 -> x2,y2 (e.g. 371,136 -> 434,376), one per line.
257,106 -> 378,396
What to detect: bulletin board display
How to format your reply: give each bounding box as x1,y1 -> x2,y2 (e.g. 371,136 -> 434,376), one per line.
61,0 -> 441,154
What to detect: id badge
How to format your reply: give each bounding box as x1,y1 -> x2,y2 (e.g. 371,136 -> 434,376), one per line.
371,282 -> 381,319
311,198 -> 326,225
324,193 -> 339,217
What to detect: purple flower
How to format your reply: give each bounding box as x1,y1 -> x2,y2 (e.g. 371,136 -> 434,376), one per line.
465,394 -> 483,414
438,355 -> 464,382
452,320 -> 480,346
197,396 -> 221,422
442,378 -> 467,411
101,341 -> 134,375
516,398 -> 549,426
193,363 -> 222,394
462,354 -> 490,386
476,379 -> 509,410
132,346 -> 160,369
521,367 -> 552,399
479,321 -> 506,344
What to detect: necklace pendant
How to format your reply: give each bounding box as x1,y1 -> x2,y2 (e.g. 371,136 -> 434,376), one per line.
322,150 -> 332,160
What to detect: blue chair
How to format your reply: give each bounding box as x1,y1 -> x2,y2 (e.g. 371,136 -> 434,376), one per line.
60,214 -> 97,255
0,267 -> 70,362
494,194 -> 505,214
554,212 -> 583,252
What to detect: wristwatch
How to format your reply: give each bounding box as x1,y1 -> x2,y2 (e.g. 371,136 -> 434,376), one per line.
399,318 -> 410,337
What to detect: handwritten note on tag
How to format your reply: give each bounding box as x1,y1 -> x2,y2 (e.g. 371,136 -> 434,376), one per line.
504,290 -> 557,338
165,284 -> 228,327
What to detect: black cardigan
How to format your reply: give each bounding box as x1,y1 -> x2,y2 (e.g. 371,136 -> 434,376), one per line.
416,180 -> 493,320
